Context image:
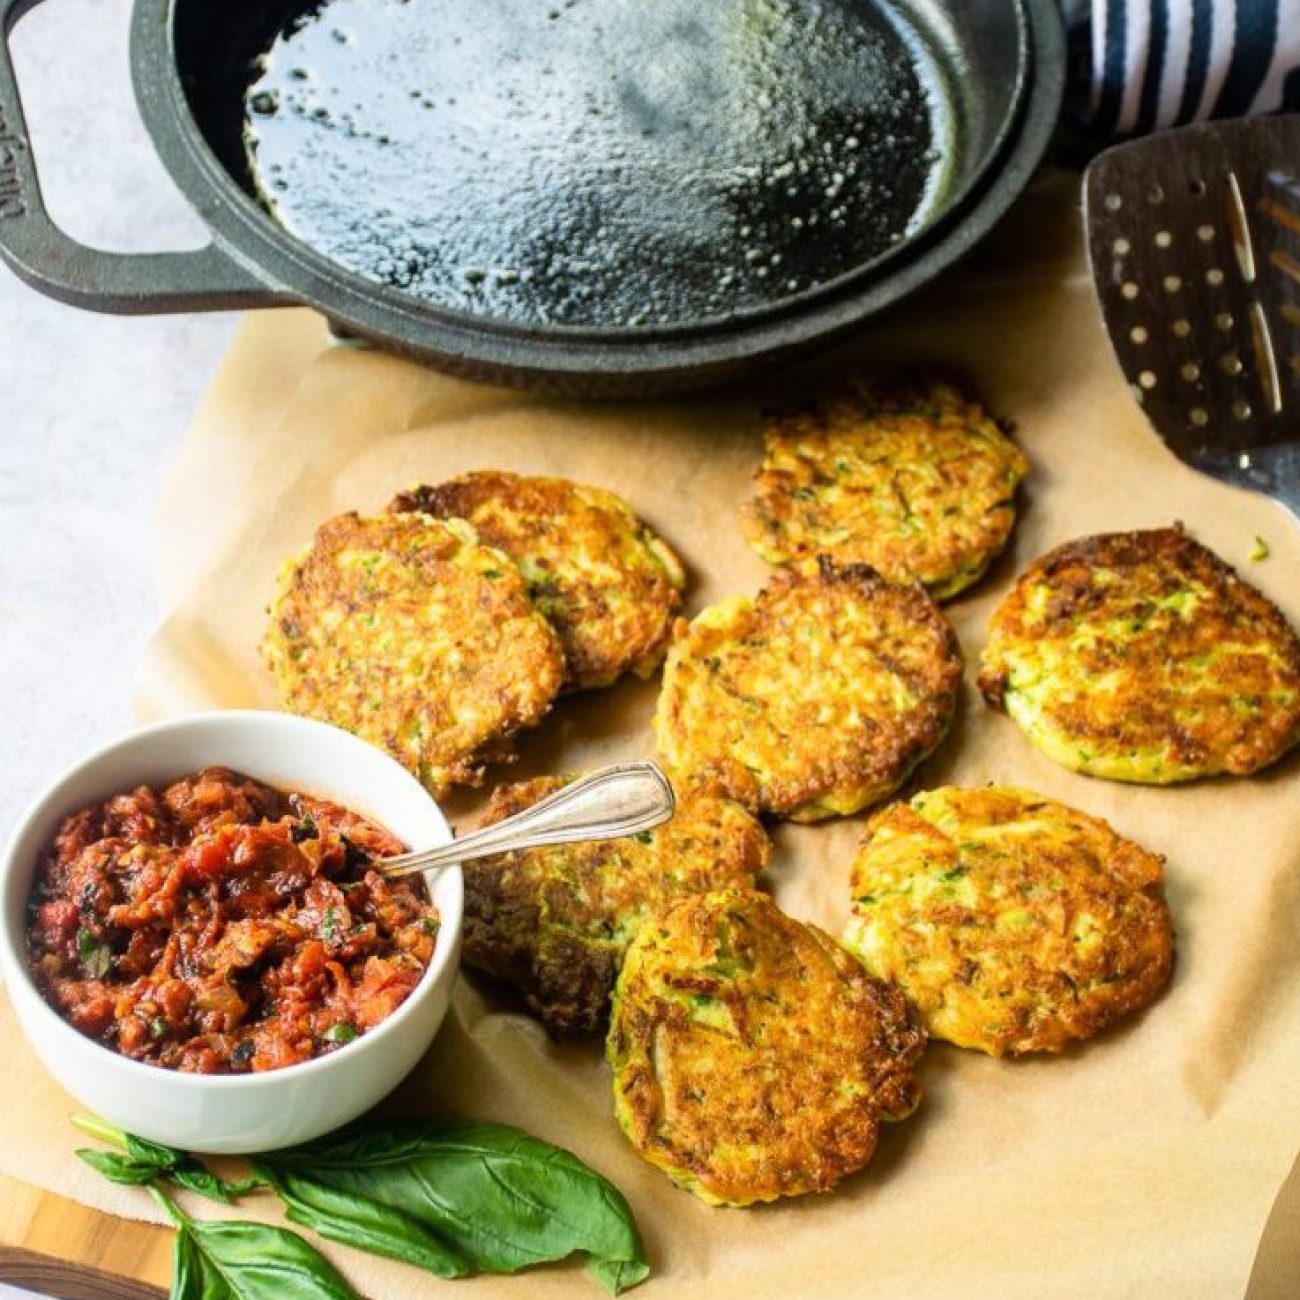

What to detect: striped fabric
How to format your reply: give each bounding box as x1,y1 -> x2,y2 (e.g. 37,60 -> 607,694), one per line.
1065,0 -> 1300,137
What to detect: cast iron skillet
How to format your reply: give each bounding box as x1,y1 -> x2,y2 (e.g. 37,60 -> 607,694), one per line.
0,0 -> 1064,395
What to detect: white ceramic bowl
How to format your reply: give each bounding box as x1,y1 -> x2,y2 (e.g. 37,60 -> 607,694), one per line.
0,710 -> 462,1154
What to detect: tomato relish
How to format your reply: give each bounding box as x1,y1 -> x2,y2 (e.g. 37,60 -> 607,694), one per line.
26,767 -> 439,1074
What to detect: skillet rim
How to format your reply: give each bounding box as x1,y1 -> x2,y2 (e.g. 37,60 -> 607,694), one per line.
132,0 -> 1065,387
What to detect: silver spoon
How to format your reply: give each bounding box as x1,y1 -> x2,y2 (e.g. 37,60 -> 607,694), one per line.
378,760 -> 676,880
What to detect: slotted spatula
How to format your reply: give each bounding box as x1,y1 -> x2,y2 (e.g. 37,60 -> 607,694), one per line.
1083,115 -> 1300,522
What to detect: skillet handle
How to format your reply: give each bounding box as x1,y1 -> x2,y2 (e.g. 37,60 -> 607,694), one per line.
0,0 -> 279,313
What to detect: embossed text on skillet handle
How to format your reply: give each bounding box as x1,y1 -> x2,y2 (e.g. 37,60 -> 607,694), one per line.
0,0 -> 278,313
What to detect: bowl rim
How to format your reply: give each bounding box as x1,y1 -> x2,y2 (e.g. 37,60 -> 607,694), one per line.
0,708 -> 463,1094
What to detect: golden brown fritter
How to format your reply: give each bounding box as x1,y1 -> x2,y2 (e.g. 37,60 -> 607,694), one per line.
654,560 -> 963,821
978,526 -> 1300,782
263,511 -> 564,797
391,472 -> 685,690
843,786 -> 1174,1056
463,774 -> 770,1035
743,378 -> 1028,600
608,887 -> 924,1206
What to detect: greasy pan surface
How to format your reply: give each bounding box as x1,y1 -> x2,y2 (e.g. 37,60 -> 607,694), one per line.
227,0 -> 1017,331
0,0 -> 1063,392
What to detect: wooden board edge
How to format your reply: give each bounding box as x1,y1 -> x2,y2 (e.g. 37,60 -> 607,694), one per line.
0,1173 -> 171,1296
0,1246 -> 166,1300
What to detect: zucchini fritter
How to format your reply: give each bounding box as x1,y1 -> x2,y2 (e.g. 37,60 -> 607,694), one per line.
463,774 -> 770,1035
743,378 -> 1028,600
979,526 -> 1300,782
654,560 -> 962,821
608,887 -> 924,1206
843,786 -> 1174,1056
391,472 -> 685,690
263,511 -> 564,796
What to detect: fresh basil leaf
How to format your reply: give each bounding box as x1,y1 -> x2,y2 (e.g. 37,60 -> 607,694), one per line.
76,1149 -> 161,1186
590,1258 -> 654,1295
170,1163 -> 243,1206
172,1217 -> 357,1300
82,1128 -> 260,1204
257,1122 -> 649,1293
125,1133 -> 186,1170
171,1222 -> 207,1300
321,1023 -> 357,1045
255,1162 -> 470,1278
153,1157 -> 263,1206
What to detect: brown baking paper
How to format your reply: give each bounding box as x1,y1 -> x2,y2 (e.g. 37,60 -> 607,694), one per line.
3,170 -> 1300,1299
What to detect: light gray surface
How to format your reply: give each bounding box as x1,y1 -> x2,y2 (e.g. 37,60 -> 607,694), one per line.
1,2 -> 238,1290
1,0 -> 238,841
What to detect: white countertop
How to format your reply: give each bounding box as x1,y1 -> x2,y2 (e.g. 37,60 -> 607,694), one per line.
1,0 -> 238,838
1,4 -> 237,1287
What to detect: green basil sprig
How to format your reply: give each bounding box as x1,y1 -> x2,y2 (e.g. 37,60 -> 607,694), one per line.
75,1116 -> 650,1297
74,1116 -> 264,1204
151,1186 -> 357,1300
254,1122 -> 650,1294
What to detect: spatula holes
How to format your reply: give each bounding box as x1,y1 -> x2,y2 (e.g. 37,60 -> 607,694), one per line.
1129,325 -> 1149,344
1147,184 -> 1165,204
1205,268 -> 1224,287
1189,178 -> 1207,196
1180,362 -> 1200,382
1104,193 -> 1123,212
1163,275 -> 1182,293
1232,399 -> 1252,421
1219,354 -> 1243,376
1113,237 -> 1131,256
1189,407 -> 1209,426
1215,312 -> 1234,331
1172,319 -> 1192,338
1154,230 -> 1172,248
1121,282 -> 1140,300
1138,370 -> 1158,390
1197,224 -> 1215,241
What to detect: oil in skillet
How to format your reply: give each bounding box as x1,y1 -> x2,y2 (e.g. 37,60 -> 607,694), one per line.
242,0 -> 952,329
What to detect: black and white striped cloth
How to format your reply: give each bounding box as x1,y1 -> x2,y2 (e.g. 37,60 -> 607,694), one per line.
1065,0 -> 1300,137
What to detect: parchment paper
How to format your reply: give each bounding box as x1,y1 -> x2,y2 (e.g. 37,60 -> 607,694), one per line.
4,170 -> 1300,1299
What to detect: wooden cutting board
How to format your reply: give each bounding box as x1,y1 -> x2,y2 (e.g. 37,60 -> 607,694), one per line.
0,1173 -> 167,1299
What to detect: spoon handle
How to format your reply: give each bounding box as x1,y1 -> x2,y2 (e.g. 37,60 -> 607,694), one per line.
379,761 -> 676,879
